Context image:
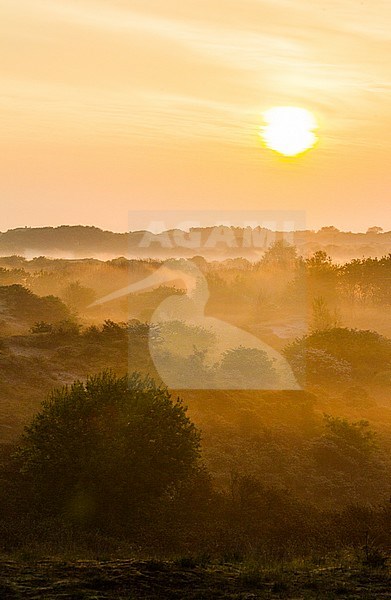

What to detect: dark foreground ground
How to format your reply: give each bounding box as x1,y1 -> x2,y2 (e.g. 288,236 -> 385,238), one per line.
0,559 -> 390,599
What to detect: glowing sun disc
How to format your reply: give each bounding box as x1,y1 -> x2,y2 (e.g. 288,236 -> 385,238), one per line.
260,106 -> 318,156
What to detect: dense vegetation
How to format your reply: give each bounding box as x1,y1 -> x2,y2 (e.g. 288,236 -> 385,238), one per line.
0,245 -> 390,567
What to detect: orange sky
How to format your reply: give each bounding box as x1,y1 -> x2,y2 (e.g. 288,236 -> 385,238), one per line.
1,0 -> 390,232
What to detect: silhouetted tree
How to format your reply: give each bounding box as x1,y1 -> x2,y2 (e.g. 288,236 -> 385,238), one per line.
17,371 -> 200,530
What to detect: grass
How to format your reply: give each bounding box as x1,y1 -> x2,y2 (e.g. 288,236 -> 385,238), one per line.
0,552 -> 389,599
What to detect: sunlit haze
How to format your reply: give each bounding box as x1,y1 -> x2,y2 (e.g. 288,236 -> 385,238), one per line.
1,0 -> 391,231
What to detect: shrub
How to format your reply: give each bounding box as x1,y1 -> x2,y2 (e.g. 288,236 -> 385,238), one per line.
16,371 -> 201,530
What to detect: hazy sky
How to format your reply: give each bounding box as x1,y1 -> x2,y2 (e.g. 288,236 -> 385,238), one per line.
1,0 -> 390,232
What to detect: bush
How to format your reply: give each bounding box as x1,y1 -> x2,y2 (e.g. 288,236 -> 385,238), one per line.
217,346 -> 278,388
0,284 -> 71,325
16,371 -> 201,531
284,328 -> 391,384
289,348 -> 351,385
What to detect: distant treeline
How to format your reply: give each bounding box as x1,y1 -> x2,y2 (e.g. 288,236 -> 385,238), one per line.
0,225 -> 390,260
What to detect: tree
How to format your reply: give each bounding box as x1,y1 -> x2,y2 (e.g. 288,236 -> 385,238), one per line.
62,280 -> 96,312
319,226 -> 340,234
305,251 -> 340,299
306,250 -> 337,273
340,255 -> 391,305
310,416 -> 386,507
313,415 -> 378,474
323,415 -> 377,456
261,240 -> 298,269
366,226 -> 383,235
311,296 -> 341,332
17,371 -> 200,529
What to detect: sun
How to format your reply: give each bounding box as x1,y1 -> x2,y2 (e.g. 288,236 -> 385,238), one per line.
260,106 -> 318,156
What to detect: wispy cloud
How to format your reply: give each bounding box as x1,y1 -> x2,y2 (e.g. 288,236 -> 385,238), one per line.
2,1 -> 390,97
0,1 -> 390,231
